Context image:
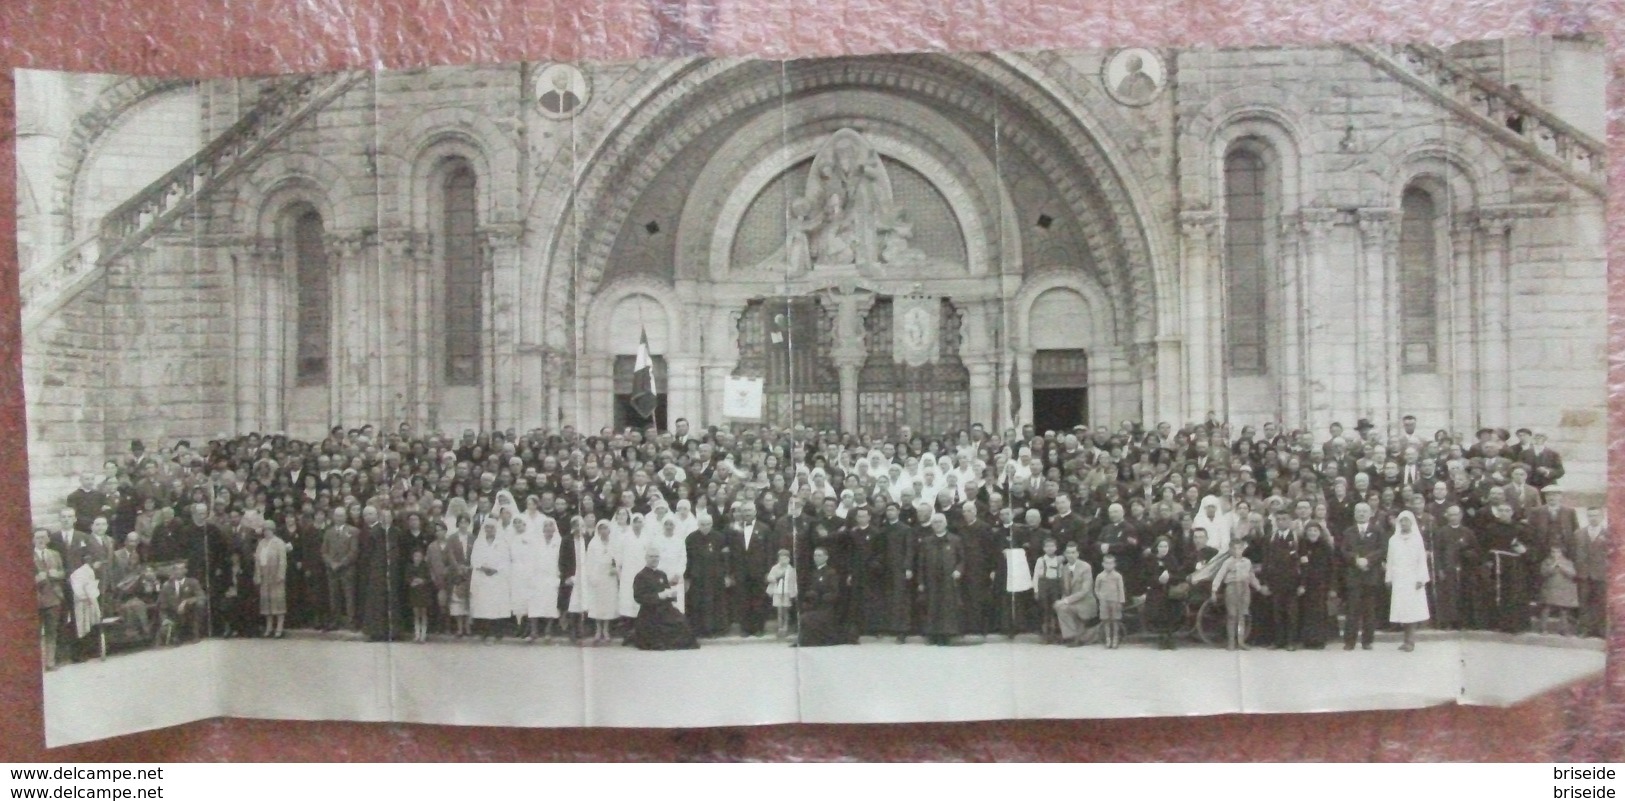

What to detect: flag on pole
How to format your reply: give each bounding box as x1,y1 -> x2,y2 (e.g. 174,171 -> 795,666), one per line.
631,327 -> 658,420
1007,359 -> 1021,428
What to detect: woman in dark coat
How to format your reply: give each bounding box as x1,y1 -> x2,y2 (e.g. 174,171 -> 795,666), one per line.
798,546 -> 844,647
1297,521 -> 1337,649
1143,536 -> 1184,650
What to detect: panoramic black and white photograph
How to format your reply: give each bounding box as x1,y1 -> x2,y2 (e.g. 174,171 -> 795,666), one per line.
15,36 -> 1609,745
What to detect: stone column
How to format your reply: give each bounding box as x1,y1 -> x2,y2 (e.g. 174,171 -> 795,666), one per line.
1448,212 -> 1477,432
538,347 -> 567,431
1015,350 -> 1034,431
325,232 -> 370,428
1179,210 -> 1221,422
230,237 -> 275,433
481,224 -> 524,431
1356,209 -> 1394,427
1475,210 -> 1514,427
1277,212 -> 1304,429
700,306 -> 743,427
667,354 -> 702,428
1298,208 -> 1338,430
958,299 -> 998,429
818,287 -> 875,433
381,231 -> 430,428
1154,335 -> 1183,427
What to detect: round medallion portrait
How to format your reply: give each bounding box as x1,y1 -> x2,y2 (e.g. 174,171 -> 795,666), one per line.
1102,48 -> 1167,107
535,63 -> 590,119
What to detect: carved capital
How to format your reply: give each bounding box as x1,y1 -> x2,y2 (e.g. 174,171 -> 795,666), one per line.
1298,207 -> 1341,236
379,229 -> 432,259
323,230 -> 372,260
479,224 -> 524,259
1355,208 -> 1395,246
1178,209 -> 1221,238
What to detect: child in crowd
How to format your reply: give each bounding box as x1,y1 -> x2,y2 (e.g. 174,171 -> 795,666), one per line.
767,549 -> 797,639
1032,537 -> 1064,643
408,548 -> 433,643
1096,554 -> 1126,649
1540,540 -> 1579,636
1210,538 -> 1266,651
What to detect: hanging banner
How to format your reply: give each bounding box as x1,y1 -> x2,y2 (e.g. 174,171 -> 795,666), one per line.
722,375 -> 765,419
892,295 -> 940,367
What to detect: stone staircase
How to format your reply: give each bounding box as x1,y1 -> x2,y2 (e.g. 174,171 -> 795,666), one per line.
1345,42 -> 1606,199
20,70 -> 370,334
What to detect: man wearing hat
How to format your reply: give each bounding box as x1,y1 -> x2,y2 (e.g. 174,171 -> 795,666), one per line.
1527,484 -> 1578,587
1519,432 -> 1566,490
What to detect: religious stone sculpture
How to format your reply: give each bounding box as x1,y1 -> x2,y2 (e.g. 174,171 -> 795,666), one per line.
752,128 -> 927,276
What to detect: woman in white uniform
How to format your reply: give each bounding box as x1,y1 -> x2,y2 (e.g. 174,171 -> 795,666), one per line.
506,517 -> 546,641
583,519 -> 619,643
654,517 -> 689,614
1386,510 -> 1431,652
469,519 -> 512,643
617,512 -> 650,620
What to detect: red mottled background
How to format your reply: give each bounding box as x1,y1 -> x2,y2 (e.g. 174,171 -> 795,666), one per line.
0,0 -> 1622,762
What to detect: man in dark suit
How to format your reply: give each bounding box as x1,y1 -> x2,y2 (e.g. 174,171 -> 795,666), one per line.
158,563 -> 209,643
1573,507 -> 1609,638
727,503 -> 774,636
774,497 -> 816,589
1258,510 -> 1303,650
1519,433 -> 1566,490
1047,494 -> 1088,554
1340,502 -> 1386,650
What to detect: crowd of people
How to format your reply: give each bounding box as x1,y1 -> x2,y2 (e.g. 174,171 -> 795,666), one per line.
34,412 -> 1607,668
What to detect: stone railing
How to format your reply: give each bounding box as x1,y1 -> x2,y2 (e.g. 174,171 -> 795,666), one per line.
18,232 -> 100,332
1345,42 -> 1606,198
21,70 -> 369,334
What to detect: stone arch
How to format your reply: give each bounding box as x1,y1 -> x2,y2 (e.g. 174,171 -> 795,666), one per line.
538,54 -> 1164,356
1382,127 -> 1503,214
585,277 -> 683,358
380,107 -> 522,228
1182,85 -> 1312,212
669,87 -> 1014,283
705,127 -> 1000,280
56,77 -> 196,242
233,153 -> 361,237
992,50 -> 1175,342
1012,271 -> 1118,352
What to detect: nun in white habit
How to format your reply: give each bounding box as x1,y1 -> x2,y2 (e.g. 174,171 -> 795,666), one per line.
1192,495 -> 1233,554
616,512 -> 651,619
1386,510 -> 1431,651
469,519 -> 512,642
655,517 -> 689,613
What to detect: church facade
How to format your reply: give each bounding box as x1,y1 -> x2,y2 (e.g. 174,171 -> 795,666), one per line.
17,39 -> 1609,507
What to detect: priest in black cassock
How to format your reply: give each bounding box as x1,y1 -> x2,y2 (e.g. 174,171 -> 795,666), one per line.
797,546 -> 844,647
1479,502 -> 1531,634
916,513 -> 965,646
685,514 -> 729,637
632,549 -> 698,650
842,508 -> 884,642
356,506 -> 400,642
879,503 -> 915,643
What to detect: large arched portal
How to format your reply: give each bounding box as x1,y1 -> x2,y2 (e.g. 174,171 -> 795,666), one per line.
538,54 -> 1169,434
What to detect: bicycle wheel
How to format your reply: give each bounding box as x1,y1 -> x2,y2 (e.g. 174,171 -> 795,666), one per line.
1196,597 -> 1225,645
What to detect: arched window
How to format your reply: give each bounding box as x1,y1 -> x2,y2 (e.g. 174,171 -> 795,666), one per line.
291,209 -> 329,386
1224,148 -> 1269,374
1399,185 -> 1439,372
442,162 -> 480,386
